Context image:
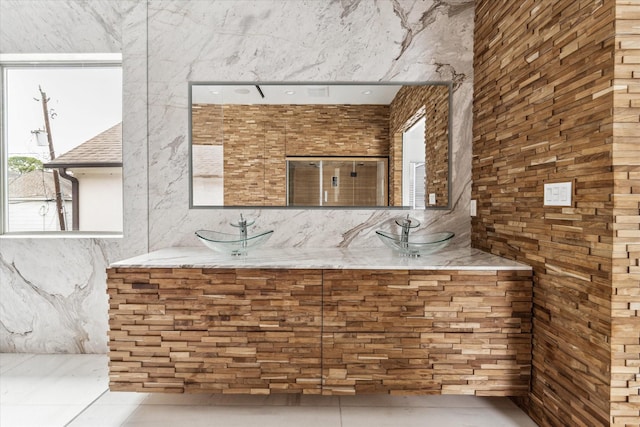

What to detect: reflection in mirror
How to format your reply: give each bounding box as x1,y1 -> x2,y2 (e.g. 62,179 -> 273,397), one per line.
287,157 -> 388,207
403,117 -> 426,208
190,83 -> 450,209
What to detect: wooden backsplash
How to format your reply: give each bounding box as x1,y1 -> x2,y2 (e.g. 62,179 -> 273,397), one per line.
473,1 -> 639,426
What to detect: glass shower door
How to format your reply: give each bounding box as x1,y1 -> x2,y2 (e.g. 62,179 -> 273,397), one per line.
287,160 -> 321,206
321,160 -> 355,207
287,157 -> 388,207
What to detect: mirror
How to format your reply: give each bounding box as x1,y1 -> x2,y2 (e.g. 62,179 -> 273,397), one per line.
190,83 -> 451,209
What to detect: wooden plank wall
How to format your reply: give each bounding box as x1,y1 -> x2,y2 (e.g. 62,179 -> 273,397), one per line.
611,2 -> 640,426
473,1 -> 618,426
192,104 -> 223,146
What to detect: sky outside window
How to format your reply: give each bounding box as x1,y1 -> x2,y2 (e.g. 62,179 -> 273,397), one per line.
6,67 -> 122,160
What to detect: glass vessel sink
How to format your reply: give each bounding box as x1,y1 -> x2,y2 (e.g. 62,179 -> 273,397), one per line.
375,230 -> 454,257
195,229 -> 273,255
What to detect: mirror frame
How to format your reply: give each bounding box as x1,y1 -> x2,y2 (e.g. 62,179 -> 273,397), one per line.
188,81 -> 453,210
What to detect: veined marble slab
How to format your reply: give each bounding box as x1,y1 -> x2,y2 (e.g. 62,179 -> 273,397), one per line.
110,247 -> 531,271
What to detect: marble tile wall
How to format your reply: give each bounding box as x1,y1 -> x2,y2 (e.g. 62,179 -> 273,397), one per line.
147,0 -> 474,251
0,0 -> 474,353
0,0 -> 148,353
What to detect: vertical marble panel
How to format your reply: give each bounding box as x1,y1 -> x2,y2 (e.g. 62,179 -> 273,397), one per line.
147,0 -> 474,251
107,0 -> 149,262
0,0 -> 148,353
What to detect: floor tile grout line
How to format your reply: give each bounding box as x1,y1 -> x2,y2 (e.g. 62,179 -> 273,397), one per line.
0,353 -> 36,375
107,392 -> 147,427
63,387 -> 108,427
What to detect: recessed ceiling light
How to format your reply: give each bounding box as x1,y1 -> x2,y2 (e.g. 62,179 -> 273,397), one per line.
284,90 -> 296,95
208,89 -> 220,95
362,90 -> 372,95
234,88 -> 250,94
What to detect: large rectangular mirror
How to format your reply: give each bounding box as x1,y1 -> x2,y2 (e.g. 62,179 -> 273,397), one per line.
190,83 -> 451,209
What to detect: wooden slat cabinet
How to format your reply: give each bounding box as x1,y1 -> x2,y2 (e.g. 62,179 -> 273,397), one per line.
108,266 -> 531,397
108,268 -> 323,394
322,269 -> 532,396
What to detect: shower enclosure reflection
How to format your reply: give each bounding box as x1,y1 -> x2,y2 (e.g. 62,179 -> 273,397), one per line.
287,157 -> 387,207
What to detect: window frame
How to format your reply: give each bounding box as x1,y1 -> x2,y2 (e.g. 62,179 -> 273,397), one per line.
0,53 -> 123,237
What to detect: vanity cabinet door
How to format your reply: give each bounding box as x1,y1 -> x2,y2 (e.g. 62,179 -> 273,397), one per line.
194,268 -> 323,394
108,268 -> 323,394
321,269 -> 532,396
322,269 -> 436,395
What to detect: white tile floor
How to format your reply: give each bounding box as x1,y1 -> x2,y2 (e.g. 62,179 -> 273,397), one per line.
1,353 -> 538,427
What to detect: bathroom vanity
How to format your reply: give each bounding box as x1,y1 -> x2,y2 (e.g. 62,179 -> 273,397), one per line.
107,247 -> 532,396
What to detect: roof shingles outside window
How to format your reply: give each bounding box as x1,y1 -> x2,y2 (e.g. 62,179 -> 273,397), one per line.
44,122 -> 122,168
8,169 -> 73,200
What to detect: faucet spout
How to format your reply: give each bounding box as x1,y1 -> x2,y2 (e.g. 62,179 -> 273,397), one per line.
230,214 -> 255,251
238,214 -> 248,241
400,215 -> 411,243
394,214 -> 421,246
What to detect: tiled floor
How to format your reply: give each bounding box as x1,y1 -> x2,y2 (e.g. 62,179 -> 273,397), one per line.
1,353 -> 538,427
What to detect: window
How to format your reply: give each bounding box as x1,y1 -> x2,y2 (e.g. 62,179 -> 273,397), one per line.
1,54 -> 123,234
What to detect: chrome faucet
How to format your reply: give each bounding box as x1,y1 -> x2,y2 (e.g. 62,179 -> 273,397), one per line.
230,214 -> 255,250
395,214 -> 420,245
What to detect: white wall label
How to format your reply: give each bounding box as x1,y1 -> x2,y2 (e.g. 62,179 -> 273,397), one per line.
544,182 -> 572,206
428,193 -> 436,205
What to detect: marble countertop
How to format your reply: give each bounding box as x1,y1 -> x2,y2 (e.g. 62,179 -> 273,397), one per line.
110,247 -> 531,271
